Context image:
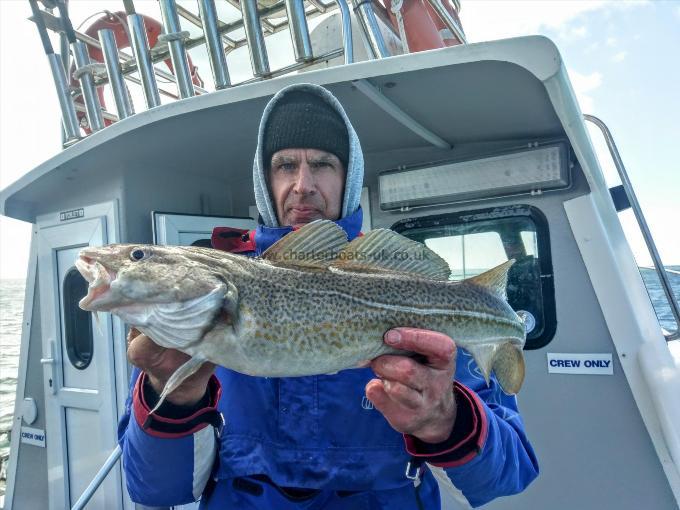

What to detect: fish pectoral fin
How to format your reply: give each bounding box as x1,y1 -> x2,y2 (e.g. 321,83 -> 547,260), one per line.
465,341 -> 525,395
222,281 -> 239,325
147,356 -> 207,417
261,220 -> 348,270
492,342 -> 525,395
330,229 -> 450,281
465,260 -> 515,299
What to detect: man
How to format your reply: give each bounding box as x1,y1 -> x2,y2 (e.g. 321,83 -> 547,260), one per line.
119,83 -> 538,508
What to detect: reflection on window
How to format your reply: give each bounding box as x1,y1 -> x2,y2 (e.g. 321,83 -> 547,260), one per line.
63,268 -> 93,370
426,232 -> 507,280
520,231 -> 538,257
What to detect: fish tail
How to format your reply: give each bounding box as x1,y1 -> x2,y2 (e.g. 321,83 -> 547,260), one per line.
492,342 -> 525,395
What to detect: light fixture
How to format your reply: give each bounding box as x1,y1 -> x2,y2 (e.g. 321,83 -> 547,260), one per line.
379,143 -> 570,210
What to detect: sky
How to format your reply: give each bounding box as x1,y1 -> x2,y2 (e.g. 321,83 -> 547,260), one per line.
0,0 -> 679,279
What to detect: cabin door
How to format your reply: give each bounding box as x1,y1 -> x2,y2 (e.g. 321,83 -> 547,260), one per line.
37,201 -> 125,509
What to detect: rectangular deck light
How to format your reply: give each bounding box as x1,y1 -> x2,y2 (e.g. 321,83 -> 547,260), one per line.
379,143 -> 569,210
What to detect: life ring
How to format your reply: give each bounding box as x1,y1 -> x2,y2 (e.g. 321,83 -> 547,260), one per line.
380,0 -> 464,53
70,11 -> 203,133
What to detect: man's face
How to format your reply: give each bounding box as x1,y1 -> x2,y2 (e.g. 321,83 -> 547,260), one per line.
269,148 -> 345,227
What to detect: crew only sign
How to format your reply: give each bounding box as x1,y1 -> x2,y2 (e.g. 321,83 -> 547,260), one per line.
547,353 -> 613,375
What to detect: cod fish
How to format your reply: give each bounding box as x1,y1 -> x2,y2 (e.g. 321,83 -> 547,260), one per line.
75,220 -> 526,412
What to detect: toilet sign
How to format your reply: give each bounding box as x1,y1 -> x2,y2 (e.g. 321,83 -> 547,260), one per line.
547,353 -> 613,375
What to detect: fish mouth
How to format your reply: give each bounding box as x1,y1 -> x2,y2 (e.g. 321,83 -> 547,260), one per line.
75,255 -> 117,311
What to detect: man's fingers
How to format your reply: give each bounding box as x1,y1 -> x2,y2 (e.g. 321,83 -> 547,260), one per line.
127,332 -> 183,373
383,379 -> 423,409
371,355 -> 427,392
384,328 -> 456,370
366,378 -> 422,411
366,380 -> 421,434
126,327 -> 141,346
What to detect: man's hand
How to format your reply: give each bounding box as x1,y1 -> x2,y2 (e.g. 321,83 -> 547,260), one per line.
127,328 -> 215,406
366,327 -> 457,444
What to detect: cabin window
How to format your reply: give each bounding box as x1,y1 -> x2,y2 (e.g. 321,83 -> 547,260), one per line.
393,205 -> 556,349
63,268 -> 93,369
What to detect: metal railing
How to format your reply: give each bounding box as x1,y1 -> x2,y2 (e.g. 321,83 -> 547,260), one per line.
29,0 -> 465,144
585,114 -> 680,341
30,0 -> 348,143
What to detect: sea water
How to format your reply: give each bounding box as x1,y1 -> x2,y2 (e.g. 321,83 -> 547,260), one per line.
1,279 -> 24,497
1,269 -> 679,496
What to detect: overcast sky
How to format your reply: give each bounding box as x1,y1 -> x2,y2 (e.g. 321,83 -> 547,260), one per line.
1,0 -> 679,279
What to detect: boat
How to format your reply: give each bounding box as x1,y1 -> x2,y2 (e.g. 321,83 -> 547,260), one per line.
1,0 -> 679,508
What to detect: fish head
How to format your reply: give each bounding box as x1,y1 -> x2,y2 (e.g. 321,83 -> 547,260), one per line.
75,244 -> 237,348
75,244 -> 225,311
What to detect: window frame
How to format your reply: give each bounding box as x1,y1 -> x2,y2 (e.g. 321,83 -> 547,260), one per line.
63,267 -> 94,369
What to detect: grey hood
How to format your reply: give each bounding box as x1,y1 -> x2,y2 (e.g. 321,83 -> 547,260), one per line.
253,83 -> 364,227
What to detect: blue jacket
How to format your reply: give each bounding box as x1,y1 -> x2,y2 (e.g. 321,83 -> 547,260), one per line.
118,208 -> 538,508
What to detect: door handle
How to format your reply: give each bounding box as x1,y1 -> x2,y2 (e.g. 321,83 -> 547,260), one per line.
42,339 -> 57,394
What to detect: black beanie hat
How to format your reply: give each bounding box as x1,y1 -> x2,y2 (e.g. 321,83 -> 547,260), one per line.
263,90 -> 350,168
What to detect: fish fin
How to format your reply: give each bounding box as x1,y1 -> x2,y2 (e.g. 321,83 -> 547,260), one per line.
465,260 -> 515,299
141,285 -> 228,349
464,343 -> 498,386
222,281 -> 239,326
492,342 -> 525,395
330,229 -> 450,280
261,220 -> 348,270
465,341 -> 525,395
148,356 -> 207,416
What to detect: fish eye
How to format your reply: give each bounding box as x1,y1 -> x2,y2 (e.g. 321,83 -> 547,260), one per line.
130,249 -> 149,261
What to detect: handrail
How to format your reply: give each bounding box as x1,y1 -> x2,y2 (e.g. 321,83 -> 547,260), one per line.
584,114 -> 680,341
351,0 -> 390,58
423,0 -> 466,44
334,0 -> 354,64
70,444 -> 122,510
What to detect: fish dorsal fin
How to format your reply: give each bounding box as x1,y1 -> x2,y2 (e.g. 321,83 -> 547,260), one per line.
330,229 -> 451,281
467,260 -> 515,299
261,220 -> 348,270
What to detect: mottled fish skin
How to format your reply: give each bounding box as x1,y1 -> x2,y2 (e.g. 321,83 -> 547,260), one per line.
76,227 -> 526,396
199,259 -> 524,378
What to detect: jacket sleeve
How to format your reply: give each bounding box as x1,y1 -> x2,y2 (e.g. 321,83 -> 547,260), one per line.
403,349 -> 539,507
117,367 -> 221,506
